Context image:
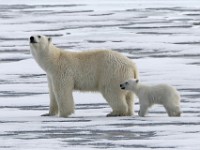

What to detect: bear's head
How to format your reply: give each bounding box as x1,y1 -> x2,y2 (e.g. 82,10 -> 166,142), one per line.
120,79 -> 139,91
29,35 -> 52,54
29,35 -> 53,71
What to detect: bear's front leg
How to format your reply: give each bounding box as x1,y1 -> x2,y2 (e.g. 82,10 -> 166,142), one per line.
42,76 -> 58,117
52,78 -> 75,118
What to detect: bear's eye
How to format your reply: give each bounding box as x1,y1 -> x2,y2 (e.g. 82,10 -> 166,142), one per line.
38,35 -> 41,38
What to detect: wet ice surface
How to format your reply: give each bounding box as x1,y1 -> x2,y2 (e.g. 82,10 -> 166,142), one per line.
0,0 -> 200,149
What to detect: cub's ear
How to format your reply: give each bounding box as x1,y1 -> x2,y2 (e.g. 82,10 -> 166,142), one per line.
136,79 -> 139,83
48,37 -> 52,43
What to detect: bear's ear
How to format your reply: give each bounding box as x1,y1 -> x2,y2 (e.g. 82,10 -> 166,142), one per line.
136,79 -> 139,83
48,37 -> 52,43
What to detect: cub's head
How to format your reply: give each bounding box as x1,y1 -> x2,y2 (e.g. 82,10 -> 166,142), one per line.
120,79 -> 139,91
29,35 -> 52,53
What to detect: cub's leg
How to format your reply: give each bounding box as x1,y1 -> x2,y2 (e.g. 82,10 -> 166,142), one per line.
138,101 -> 149,117
164,105 -> 181,117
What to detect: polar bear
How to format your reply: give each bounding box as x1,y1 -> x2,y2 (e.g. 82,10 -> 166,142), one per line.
29,35 -> 139,117
120,79 -> 181,117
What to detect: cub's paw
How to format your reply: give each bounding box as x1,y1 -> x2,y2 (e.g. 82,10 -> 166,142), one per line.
138,110 -> 145,117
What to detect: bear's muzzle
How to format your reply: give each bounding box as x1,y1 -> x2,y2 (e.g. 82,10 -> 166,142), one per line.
30,36 -> 37,43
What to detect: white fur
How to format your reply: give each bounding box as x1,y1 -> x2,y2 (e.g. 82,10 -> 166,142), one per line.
120,79 -> 181,117
29,35 -> 139,117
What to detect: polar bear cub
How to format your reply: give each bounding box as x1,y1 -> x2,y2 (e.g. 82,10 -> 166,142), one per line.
29,35 -> 139,117
120,79 -> 181,117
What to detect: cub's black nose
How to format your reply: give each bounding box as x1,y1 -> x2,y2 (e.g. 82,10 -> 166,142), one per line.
120,84 -> 125,90
30,36 -> 35,43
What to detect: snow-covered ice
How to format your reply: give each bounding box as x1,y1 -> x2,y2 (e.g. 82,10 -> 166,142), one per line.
0,0 -> 200,149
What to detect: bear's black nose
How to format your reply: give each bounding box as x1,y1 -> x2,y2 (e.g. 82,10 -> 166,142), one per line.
30,36 -> 35,43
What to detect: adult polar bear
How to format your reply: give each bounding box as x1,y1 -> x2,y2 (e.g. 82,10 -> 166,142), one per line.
29,35 -> 139,117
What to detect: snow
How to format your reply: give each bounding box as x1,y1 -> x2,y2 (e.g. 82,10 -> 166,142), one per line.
0,0 -> 200,149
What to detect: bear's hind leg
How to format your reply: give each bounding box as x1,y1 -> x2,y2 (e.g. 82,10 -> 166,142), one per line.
102,88 -> 128,117
126,92 -> 134,116
165,105 -> 181,117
